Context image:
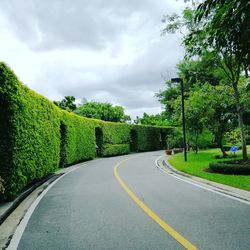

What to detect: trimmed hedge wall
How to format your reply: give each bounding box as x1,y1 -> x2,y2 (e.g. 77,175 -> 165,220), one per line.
60,111 -> 96,166
0,63 -> 60,200
130,125 -> 170,152
209,162 -> 250,175
100,122 -> 130,156
0,62 -> 171,200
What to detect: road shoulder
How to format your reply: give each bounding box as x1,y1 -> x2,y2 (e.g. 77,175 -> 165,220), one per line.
156,155 -> 250,205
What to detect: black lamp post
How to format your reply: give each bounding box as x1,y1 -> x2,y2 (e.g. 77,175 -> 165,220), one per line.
171,77 -> 187,162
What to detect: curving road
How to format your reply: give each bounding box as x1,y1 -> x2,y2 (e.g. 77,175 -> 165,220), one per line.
9,151 -> 250,250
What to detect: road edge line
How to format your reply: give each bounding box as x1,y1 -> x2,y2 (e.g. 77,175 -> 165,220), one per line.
155,155 -> 250,206
7,166 -> 80,250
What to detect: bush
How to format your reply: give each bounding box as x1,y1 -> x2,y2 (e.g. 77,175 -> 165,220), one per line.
209,161 -> 250,175
0,62 -> 61,200
131,125 -> 168,152
59,111 -> 96,166
100,122 -> 130,157
102,144 -> 130,157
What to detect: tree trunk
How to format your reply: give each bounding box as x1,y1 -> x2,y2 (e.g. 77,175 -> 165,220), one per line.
237,108 -> 248,160
215,131 -> 227,157
244,67 -> 249,78
195,134 -> 198,154
233,84 -> 248,161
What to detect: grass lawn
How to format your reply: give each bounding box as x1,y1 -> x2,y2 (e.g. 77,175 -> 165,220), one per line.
168,147 -> 250,191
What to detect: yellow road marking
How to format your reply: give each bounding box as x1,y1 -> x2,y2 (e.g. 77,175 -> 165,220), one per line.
113,157 -> 198,250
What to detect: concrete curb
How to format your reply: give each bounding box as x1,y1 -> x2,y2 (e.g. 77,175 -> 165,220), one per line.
156,154 -> 250,205
0,173 -> 63,226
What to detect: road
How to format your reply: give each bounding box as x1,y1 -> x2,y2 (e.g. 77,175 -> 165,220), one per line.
9,151 -> 250,250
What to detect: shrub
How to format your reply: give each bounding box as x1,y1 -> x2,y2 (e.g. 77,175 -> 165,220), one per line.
209,161 -> 250,175
132,125 -> 157,152
130,125 -> 168,152
100,122 -> 130,157
59,111 -> 96,166
102,144 -> 130,157
0,62 -> 61,200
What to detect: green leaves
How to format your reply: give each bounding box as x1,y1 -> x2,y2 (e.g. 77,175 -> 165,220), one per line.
194,0 -> 250,69
54,96 -> 76,112
75,101 -> 131,123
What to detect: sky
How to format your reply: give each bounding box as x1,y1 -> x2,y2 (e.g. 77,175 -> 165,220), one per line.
0,0 -> 186,119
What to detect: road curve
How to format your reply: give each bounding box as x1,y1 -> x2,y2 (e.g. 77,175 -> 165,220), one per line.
9,151 -> 250,250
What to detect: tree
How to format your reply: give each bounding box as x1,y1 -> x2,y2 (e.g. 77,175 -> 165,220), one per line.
54,96 -> 76,112
185,83 -> 236,155
75,101 -> 131,123
162,2 -> 249,160
194,0 -> 250,74
134,112 -> 171,126
186,0 -> 249,160
156,81 -> 181,124
177,51 -> 223,88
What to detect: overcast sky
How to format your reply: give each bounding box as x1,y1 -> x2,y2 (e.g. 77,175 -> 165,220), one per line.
0,0 -> 186,119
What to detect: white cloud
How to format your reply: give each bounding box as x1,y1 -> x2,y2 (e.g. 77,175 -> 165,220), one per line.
0,0 -> 185,118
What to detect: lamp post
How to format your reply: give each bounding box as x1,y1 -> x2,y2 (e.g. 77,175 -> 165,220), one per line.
171,78 -> 187,162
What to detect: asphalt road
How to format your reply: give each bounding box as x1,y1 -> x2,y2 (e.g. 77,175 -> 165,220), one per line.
12,151 -> 250,250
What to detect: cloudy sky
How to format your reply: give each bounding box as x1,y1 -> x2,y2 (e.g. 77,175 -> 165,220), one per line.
0,0 -> 186,119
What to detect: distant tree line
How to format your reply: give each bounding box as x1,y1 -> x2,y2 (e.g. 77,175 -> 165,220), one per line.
54,96 -> 131,123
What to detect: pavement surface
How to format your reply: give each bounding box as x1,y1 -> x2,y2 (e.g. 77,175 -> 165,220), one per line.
3,151 -> 250,249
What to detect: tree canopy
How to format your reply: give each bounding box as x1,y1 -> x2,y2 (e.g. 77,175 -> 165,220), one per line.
160,0 -> 250,159
194,0 -> 250,72
75,101 -> 131,123
54,96 -> 76,112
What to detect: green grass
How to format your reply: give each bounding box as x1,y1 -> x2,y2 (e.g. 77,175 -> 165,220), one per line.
168,147 -> 250,191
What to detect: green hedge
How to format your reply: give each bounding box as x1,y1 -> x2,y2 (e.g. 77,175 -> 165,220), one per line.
209,161 -> 250,175
100,122 -> 130,157
102,144 -> 130,157
0,62 -> 171,200
59,111 -> 96,166
0,63 -> 60,200
130,125 -> 169,152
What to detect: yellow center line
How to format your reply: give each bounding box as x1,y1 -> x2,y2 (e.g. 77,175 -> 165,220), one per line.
113,157 -> 198,250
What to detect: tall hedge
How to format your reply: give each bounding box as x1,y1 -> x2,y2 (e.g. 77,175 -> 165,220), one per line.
130,125 -> 170,152
100,122 -> 130,157
0,62 -> 171,200
59,111 -> 96,166
130,125 -> 160,152
0,63 -> 60,200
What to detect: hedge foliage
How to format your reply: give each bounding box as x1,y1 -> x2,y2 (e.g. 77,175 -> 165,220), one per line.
209,162 -> 250,175
60,111 -> 96,166
100,122 -> 130,156
0,63 -> 60,200
0,62 -> 171,200
130,125 -> 171,152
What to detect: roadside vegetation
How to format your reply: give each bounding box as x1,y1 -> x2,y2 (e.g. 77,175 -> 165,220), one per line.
54,96 -> 131,123
169,147 -> 250,191
0,62 -> 170,201
136,1 -> 249,165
